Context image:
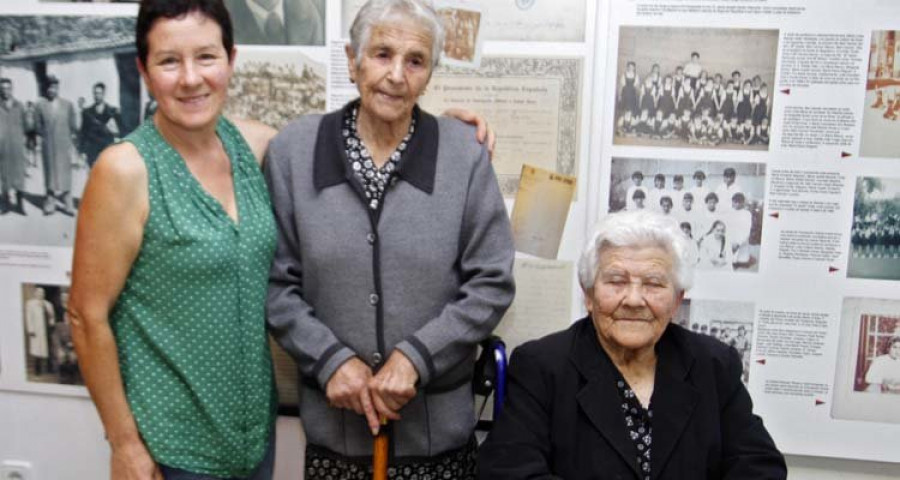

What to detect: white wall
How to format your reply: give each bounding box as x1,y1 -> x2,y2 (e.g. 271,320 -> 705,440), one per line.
3,390 -> 899,479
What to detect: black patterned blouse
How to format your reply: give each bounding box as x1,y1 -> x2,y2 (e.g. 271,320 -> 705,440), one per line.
342,105 -> 416,211
615,372 -> 653,480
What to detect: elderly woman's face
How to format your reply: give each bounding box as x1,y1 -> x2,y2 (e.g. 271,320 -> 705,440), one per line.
347,19 -> 433,125
585,245 -> 682,355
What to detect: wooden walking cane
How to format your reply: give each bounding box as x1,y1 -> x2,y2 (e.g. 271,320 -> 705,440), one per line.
373,416 -> 389,480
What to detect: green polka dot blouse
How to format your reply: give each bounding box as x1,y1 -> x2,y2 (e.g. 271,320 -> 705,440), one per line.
112,117 -> 277,477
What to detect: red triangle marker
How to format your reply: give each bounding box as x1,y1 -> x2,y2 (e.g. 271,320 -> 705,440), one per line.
829,266 -> 839,273
841,152 -> 852,158
769,212 -> 780,219
756,359 -> 766,365
815,399 -> 825,406
780,88 -> 791,95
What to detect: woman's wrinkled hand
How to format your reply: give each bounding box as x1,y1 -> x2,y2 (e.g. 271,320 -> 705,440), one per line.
369,351 -> 419,423
326,357 -> 380,435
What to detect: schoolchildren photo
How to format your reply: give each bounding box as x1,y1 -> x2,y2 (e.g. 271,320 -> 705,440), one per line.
848,176 -> 900,280
608,157 -> 767,272
614,26 -> 779,150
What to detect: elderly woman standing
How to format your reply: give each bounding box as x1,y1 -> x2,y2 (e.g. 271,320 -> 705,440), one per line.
265,0 -> 515,478
478,211 -> 785,479
69,0 -> 493,478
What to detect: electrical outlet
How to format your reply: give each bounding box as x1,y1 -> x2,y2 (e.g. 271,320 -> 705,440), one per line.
1,460 -> 32,480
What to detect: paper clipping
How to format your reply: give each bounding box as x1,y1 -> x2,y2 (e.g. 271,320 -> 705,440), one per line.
419,56 -> 582,196
327,40 -> 357,111
493,258 -> 573,354
511,164 -> 575,259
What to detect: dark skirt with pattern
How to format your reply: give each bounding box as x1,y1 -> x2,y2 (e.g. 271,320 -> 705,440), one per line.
305,440 -> 476,480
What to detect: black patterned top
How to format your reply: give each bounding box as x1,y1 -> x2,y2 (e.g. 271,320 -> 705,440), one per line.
342,105 -> 416,211
615,372 -> 653,480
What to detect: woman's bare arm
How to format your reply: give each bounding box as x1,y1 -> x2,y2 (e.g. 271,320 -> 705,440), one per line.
69,143 -> 158,480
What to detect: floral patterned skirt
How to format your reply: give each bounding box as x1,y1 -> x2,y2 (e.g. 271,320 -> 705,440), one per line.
305,439 -> 476,480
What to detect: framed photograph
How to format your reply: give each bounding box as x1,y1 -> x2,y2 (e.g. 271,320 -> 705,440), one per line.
847,176 -> 900,280
436,1 -> 484,68
832,297 -> 900,424
0,15 -> 139,246
609,157 -> 767,272
613,26 -> 779,151
860,30 -> 900,159
224,0 -> 325,46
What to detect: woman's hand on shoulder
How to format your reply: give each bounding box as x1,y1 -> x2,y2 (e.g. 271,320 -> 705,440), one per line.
110,438 -> 162,480
230,117 -> 277,167
442,108 -> 496,158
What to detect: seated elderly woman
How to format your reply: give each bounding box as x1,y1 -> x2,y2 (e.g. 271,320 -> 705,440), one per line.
478,210 -> 786,479
265,0 -> 514,478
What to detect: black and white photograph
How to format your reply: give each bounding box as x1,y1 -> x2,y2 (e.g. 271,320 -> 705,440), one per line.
21,282 -> 82,387
613,26 -> 778,150
852,313 -> 900,395
224,0 -> 325,46
224,50 -> 326,129
833,297 -> 900,424
674,299 -> 755,384
0,15 -> 139,246
609,157 -> 766,272
860,30 -> 900,159
437,3 -> 483,68
848,176 -> 900,280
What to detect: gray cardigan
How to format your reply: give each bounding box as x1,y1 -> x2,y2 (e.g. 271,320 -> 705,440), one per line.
265,104 -> 515,459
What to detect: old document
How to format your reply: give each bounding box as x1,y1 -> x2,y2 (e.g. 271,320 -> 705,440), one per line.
511,164 -> 576,259
494,258 -> 574,353
327,40 -> 357,110
419,57 -> 582,195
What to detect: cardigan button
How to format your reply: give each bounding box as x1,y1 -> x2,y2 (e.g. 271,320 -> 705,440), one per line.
372,352 -> 383,365
367,232 -> 377,245
369,293 -> 379,306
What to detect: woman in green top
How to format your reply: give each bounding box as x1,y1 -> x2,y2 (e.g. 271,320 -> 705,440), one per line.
70,1 -> 279,478
68,1 -> 492,479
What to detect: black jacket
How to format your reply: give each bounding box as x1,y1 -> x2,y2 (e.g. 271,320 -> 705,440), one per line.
478,317 -> 787,480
